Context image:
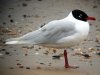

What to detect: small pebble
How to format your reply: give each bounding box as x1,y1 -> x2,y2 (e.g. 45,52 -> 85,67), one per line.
89,47 -> 94,50
5,52 -> 10,55
52,55 -> 60,59
26,67 -> 30,69
2,49 -> 6,51
17,63 -> 21,65
38,0 -> 42,1
93,5 -> 98,8
10,19 -> 14,23
25,53 -> 28,56
53,49 -> 57,53
9,67 -> 14,69
38,47 -> 41,49
19,66 -> 24,68
8,15 -> 11,18
22,3 -> 27,7
82,54 -> 90,58
22,14 -> 27,18
40,63 -> 45,65
14,50 -> 16,51
43,51 -> 49,55
2,22 -> 6,25
36,66 -> 41,69
35,49 -> 39,51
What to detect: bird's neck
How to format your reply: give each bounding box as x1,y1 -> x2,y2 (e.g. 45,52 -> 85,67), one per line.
64,12 -> 78,22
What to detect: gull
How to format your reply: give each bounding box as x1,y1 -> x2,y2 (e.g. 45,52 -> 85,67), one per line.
6,9 -> 96,68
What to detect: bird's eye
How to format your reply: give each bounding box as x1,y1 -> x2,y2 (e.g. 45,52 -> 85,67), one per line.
79,14 -> 82,18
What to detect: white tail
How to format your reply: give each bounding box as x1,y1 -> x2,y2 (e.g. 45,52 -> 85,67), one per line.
6,38 -> 20,44
6,41 -> 19,44
6,38 -> 32,44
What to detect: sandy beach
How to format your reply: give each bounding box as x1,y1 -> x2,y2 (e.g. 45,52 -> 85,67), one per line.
0,0 -> 100,75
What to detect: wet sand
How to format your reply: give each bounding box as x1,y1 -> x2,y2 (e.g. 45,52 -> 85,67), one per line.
0,0 -> 100,75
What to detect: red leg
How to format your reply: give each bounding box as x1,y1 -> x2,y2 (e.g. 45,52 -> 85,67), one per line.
64,50 -> 79,69
64,50 -> 69,68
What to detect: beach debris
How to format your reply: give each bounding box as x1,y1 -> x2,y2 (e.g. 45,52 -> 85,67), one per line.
1,49 -> 6,51
35,49 -> 39,51
43,51 -> 49,55
2,22 -> 6,25
74,51 -> 91,59
19,66 -> 24,68
89,47 -> 95,50
25,53 -> 28,56
76,51 -> 91,59
22,14 -> 27,18
38,0 -> 42,1
88,47 -> 95,52
40,63 -> 45,65
53,49 -> 57,53
17,63 -> 21,66
26,67 -> 30,69
93,5 -> 98,8
5,52 -> 10,55
14,50 -> 16,51
9,67 -> 14,69
22,3 -> 28,7
82,53 -> 90,58
38,47 -> 41,49
8,15 -> 11,18
36,66 -> 41,69
10,19 -> 14,23
52,55 -> 60,59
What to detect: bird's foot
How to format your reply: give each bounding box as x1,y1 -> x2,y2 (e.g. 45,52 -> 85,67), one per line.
65,65 -> 79,69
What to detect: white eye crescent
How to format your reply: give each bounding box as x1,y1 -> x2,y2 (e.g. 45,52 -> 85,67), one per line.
79,14 -> 82,18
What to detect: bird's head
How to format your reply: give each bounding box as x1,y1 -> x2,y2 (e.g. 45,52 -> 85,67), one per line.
72,9 -> 96,22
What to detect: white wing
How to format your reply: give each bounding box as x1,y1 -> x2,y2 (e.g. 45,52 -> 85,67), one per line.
6,20 -> 76,44
22,19 -> 76,43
